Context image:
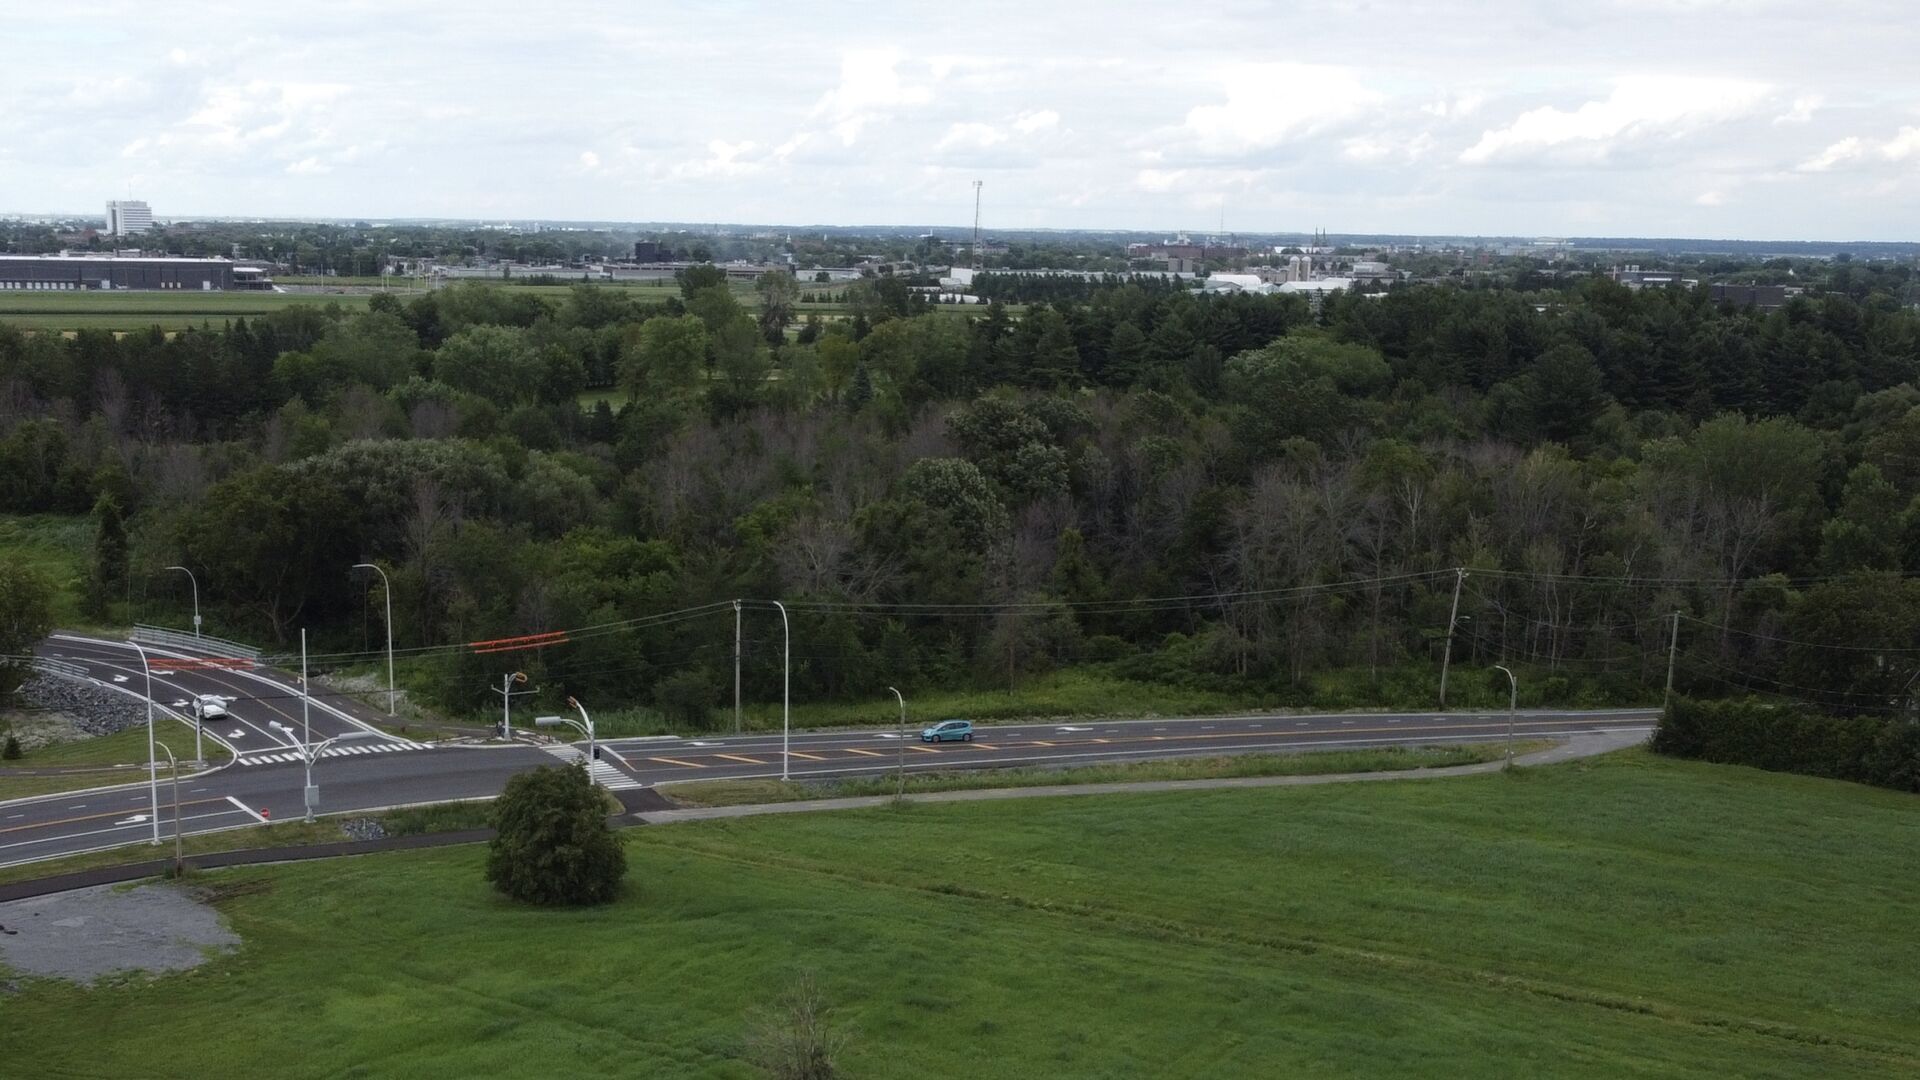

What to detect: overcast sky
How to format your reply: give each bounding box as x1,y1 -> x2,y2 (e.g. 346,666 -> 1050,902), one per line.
3,1 -> 1917,239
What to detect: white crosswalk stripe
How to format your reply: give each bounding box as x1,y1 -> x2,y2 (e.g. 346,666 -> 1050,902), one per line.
540,745 -> 643,790
236,740 -> 429,766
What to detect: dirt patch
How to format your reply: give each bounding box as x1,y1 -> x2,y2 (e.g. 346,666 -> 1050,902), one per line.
0,881 -> 239,984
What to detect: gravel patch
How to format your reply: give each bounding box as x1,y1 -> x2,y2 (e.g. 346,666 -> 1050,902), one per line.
339,817 -> 388,842
14,674 -> 149,740
0,882 -> 239,984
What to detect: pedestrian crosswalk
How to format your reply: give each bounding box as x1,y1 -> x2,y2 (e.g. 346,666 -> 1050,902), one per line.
541,745 -> 643,790
237,740 -> 429,766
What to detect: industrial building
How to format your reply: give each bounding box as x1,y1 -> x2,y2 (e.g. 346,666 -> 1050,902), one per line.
0,253 -> 243,291
105,200 -> 154,237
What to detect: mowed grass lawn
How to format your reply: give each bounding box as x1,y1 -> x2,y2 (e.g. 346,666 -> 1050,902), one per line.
0,290 -> 371,331
5,751 -> 1917,1077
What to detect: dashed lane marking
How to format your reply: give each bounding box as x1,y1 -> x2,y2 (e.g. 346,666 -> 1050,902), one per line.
786,750 -> 827,761
843,748 -> 885,758
648,756 -> 708,769
909,744 -> 941,754
714,753 -> 766,766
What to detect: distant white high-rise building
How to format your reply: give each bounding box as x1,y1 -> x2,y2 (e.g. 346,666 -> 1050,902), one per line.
106,200 -> 154,237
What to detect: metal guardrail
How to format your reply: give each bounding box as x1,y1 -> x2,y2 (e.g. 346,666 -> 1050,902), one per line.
131,624 -> 261,660
29,657 -> 89,681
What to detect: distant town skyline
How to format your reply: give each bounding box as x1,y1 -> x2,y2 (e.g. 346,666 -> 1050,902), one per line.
3,2 -> 1917,241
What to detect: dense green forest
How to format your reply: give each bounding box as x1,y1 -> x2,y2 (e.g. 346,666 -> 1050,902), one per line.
4,269 -> 1920,725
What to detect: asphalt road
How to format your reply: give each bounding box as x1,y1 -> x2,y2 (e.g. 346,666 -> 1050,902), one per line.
1,635 -> 1656,870
0,641 -> 1651,868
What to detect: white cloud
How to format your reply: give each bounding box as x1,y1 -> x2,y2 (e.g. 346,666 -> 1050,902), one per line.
1797,136 -> 1863,172
1181,63 -> 1380,152
1773,95 -> 1821,125
1013,109 -> 1060,134
934,122 -> 1006,152
1461,77 -> 1771,163
1883,127 -> 1920,162
810,49 -> 931,146
1695,189 -> 1726,206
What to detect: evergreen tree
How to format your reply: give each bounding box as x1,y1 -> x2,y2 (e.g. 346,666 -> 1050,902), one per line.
85,493 -> 129,620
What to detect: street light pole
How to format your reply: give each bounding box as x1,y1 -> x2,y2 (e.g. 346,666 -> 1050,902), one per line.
353,563 -> 396,716
534,697 -> 596,768
772,600 -> 790,781
888,686 -> 906,798
301,627 -> 311,746
270,723 -> 377,823
1492,664 -> 1517,765
164,565 -> 200,639
129,640 -> 161,845
155,742 -> 183,875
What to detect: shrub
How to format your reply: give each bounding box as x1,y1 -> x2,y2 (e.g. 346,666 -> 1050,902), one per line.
1655,697 -> 1920,793
2,733 -> 20,760
485,764 -> 626,905
746,972 -> 844,1080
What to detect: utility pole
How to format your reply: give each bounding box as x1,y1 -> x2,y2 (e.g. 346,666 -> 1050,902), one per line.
1663,610 -> 1681,712
970,180 -> 983,271
494,671 -> 531,740
1438,567 -> 1466,710
733,599 -> 743,735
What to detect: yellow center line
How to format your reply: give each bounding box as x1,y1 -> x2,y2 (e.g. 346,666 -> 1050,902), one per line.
1027,739 -> 1055,747
648,756 -> 708,769
786,750 -> 827,761
0,796 -> 231,836
842,748 -> 886,758
712,753 -> 765,766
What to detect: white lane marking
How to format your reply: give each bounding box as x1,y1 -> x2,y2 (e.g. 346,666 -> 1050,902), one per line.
0,806 -> 251,855
1250,724 -> 1262,729
1388,719 -> 1401,724
4,814 -> 23,820
1201,725 -> 1215,730
114,814 -> 149,825
1153,727 -> 1167,732
1341,720 -> 1355,726
1296,722 -> 1309,727
227,796 -> 267,823
1057,726 -> 1090,732
68,804 -> 88,810
112,675 -> 128,683
874,733 -> 903,739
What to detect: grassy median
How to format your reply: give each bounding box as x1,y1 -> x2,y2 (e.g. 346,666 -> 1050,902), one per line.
660,741 -> 1545,807
0,723 -> 231,801
3,749 -> 1916,1076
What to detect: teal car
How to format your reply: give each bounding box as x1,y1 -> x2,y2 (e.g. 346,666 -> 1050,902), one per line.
920,719 -> 974,743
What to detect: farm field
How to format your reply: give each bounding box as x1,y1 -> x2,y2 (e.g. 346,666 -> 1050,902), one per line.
0,290 -> 372,331
4,750 -> 1915,1077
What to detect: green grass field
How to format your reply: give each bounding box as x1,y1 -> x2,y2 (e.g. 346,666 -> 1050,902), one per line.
0,290 -> 372,331
0,722 -> 233,801
4,750 -> 1915,1076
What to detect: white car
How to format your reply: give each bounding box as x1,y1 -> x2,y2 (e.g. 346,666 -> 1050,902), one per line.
191,694 -> 230,720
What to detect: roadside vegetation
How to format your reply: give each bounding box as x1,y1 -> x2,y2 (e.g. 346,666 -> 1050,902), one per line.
0,721 -> 231,800
3,751 -> 1914,1076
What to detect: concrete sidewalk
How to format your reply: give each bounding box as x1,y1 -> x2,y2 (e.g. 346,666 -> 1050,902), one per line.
632,728 -> 1652,826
